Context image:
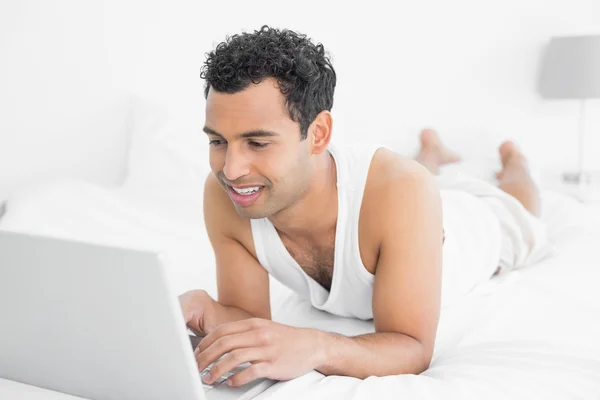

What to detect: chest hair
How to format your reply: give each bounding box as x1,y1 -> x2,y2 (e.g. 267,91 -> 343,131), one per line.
281,234 -> 336,291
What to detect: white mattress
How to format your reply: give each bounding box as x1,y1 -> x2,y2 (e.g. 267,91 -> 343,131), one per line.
1,180 -> 600,399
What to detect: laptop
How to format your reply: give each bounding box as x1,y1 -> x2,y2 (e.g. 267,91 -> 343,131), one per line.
0,230 -> 277,400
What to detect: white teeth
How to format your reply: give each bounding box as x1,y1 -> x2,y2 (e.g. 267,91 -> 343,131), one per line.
232,186 -> 261,195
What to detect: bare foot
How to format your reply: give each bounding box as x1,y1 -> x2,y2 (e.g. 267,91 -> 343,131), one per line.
419,129 -> 461,165
495,140 -> 541,217
496,140 -> 528,180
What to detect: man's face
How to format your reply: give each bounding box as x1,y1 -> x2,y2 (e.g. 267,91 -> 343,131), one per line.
204,78 -> 313,219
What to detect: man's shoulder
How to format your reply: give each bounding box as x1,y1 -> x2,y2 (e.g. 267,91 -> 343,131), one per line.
361,148 -> 440,232
366,147 -> 433,189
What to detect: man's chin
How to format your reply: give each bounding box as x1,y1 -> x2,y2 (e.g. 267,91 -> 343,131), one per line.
234,205 -> 270,220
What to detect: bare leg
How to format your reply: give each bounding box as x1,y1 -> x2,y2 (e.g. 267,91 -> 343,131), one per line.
495,141 -> 542,218
415,129 -> 461,175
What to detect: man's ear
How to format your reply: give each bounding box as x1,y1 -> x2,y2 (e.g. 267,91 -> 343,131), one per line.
307,110 -> 333,155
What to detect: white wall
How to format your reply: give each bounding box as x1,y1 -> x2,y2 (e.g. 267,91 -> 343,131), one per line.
2,0 -> 600,199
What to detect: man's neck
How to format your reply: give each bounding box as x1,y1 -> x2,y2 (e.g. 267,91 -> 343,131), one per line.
268,150 -> 338,242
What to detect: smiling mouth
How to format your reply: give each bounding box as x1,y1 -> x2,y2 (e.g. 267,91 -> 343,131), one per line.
226,185 -> 265,207
230,185 -> 263,195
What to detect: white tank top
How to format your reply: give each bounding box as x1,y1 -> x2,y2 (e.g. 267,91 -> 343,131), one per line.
250,142 -> 506,319
250,141 -> 382,320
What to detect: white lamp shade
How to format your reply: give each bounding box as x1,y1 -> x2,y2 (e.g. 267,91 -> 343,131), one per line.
538,35 -> 600,99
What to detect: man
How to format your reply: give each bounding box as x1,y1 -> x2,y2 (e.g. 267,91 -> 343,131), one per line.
178,26 -> 550,387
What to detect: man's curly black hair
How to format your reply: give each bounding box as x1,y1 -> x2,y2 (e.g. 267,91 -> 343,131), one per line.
200,25 -> 336,140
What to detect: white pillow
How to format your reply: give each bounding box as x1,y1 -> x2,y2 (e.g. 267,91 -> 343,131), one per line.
123,96 -> 210,191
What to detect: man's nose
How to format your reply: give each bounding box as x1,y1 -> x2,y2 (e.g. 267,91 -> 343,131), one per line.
223,148 -> 251,182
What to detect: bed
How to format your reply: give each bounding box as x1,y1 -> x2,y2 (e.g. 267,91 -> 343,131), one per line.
1,101 -> 600,399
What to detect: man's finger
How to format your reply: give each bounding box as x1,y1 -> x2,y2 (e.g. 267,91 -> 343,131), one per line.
202,310 -> 217,335
226,363 -> 271,387
201,348 -> 265,385
197,318 -> 264,354
195,330 -> 260,372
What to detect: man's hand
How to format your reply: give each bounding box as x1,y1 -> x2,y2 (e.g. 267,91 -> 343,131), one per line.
195,318 -> 323,387
179,289 -> 218,337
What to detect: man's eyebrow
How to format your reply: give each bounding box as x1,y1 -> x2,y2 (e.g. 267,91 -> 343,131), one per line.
203,126 -> 279,139
238,130 -> 279,139
203,126 -> 224,137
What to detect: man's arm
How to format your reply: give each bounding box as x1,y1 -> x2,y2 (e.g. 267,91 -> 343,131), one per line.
315,160 -> 443,377
195,173 -> 271,327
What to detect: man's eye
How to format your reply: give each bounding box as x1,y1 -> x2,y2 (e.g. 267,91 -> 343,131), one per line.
209,140 -> 225,147
249,141 -> 269,149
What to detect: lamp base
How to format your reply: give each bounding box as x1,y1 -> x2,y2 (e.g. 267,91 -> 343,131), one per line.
556,170 -> 600,203
562,171 -> 594,185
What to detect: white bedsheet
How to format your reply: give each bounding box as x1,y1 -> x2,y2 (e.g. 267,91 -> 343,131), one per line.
1,181 -> 600,399
265,225 -> 600,399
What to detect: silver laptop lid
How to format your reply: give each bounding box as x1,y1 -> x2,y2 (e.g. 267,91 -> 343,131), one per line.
0,230 -> 204,400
